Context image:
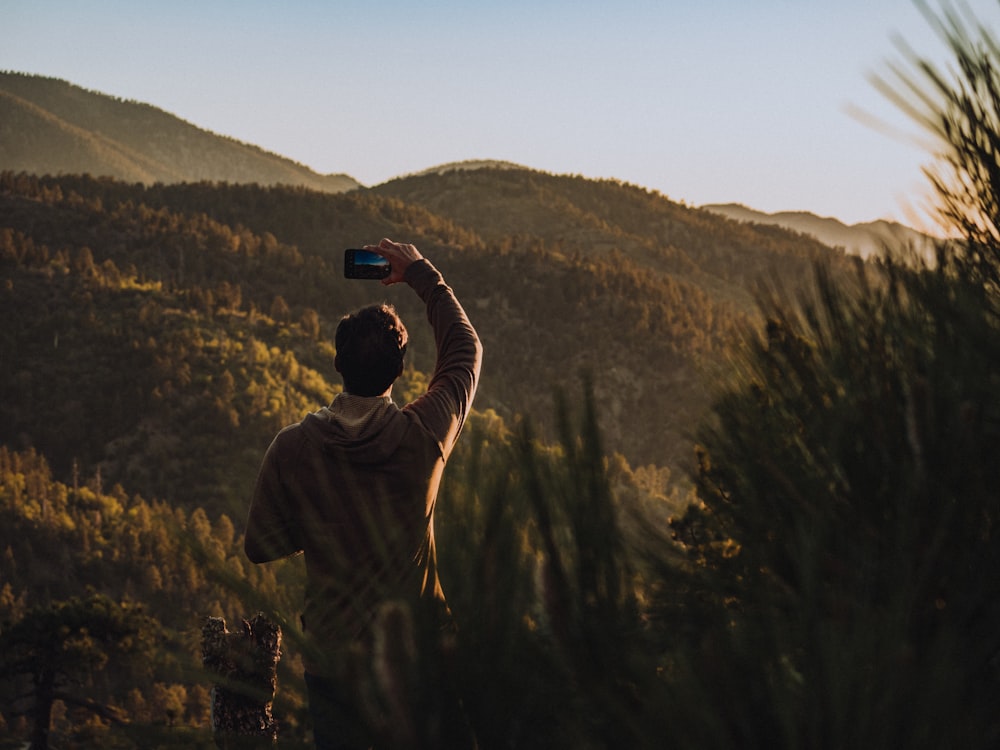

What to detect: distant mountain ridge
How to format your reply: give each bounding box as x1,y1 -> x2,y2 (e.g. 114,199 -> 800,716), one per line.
0,71 -> 361,192
702,203 -> 938,260
408,159 -> 531,177
2,71 -> 941,255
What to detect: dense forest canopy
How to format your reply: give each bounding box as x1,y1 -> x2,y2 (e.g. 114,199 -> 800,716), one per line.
0,165 -> 837,482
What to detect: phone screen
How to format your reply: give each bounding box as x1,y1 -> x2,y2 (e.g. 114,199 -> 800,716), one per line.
344,249 -> 390,279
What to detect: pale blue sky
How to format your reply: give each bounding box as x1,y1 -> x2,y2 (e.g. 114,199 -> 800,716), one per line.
4,1 -> 998,228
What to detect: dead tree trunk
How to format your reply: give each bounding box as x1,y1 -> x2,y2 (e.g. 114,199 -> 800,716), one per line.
201,613 -> 281,748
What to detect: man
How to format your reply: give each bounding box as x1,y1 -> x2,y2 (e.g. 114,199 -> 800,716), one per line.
244,238 -> 482,749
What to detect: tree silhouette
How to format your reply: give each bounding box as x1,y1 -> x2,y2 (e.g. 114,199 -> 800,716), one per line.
873,0 -> 1000,290
663,4 -> 1000,746
0,593 -> 158,750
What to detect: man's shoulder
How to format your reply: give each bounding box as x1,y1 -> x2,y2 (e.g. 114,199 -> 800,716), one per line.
276,419 -> 307,438
268,420 -> 310,455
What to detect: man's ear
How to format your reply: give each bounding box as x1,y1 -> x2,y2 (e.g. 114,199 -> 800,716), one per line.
334,354 -> 342,374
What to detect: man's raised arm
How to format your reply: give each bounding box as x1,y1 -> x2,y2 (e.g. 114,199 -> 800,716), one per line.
369,238 -> 483,458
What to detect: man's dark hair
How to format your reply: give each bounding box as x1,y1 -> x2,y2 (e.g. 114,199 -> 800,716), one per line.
334,304 -> 408,396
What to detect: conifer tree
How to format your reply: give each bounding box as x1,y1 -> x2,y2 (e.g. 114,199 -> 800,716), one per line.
0,593 -> 158,750
664,4 -> 1000,747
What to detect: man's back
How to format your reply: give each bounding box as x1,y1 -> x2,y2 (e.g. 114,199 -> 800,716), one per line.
253,393 -> 449,648
245,247 -> 482,662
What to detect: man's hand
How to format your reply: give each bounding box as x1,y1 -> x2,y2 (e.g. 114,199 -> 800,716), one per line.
366,238 -> 423,286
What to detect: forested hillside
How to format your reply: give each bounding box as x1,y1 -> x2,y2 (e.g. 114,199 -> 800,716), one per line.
374,167 -> 840,301
0,72 -> 360,192
0,168 -> 841,484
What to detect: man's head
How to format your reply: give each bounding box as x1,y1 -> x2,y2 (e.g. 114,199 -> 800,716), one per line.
334,304 -> 408,396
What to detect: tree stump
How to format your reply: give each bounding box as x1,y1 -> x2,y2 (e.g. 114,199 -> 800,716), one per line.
201,613 -> 282,748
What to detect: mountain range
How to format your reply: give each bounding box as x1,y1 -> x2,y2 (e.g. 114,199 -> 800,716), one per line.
702,202 -> 938,260
0,71 -> 934,259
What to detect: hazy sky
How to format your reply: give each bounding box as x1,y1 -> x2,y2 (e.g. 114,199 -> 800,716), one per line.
3,0 -> 999,228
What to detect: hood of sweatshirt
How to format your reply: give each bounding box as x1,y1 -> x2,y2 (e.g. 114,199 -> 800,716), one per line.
298,392 -> 410,465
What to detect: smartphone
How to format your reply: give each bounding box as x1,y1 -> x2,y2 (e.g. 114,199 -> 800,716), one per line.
344,248 -> 390,279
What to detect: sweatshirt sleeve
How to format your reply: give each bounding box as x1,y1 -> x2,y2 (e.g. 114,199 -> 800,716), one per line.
244,431 -> 304,563
403,259 -> 483,459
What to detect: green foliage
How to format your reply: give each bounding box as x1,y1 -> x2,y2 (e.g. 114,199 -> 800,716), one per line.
873,0 -> 1000,290
648,9 -> 1000,747
664,253 -> 1000,747
432,389 -> 672,749
0,592 -> 158,749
